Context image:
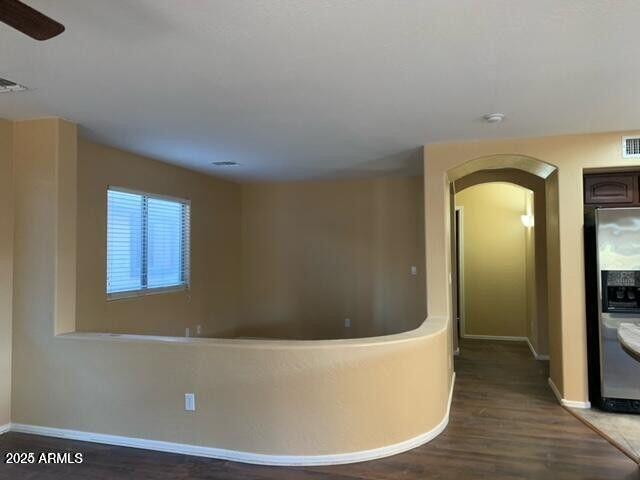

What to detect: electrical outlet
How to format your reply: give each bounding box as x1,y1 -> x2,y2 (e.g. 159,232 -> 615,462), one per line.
185,327 -> 191,337
344,318 -> 351,328
411,266 -> 417,275
185,393 -> 196,411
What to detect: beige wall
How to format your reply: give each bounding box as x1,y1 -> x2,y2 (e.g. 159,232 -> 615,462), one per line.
10,118 -> 453,458
523,191 -> 537,346
75,140 -> 243,337
425,132 -> 640,403
545,172 -> 563,392
239,178 -> 426,339
75,141 -> 424,339
455,183 -> 532,338
0,120 -> 13,426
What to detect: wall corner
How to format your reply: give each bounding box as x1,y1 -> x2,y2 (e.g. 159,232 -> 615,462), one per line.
54,119 -> 78,335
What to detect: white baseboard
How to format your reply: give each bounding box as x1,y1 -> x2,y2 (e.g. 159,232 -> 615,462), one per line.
462,334 -> 528,342
526,338 -> 550,361
561,398 -> 591,409
8,373 -> 456,466
548,377 -> 591,409
462,335 -> 551,361
548,376 -> 562,402
0,423 -> 10,435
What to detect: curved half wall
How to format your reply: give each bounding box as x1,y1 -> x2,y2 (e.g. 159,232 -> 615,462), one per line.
9,118 -> 454,466
12,317 -> 453,466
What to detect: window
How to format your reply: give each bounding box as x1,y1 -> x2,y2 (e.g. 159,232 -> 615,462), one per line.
107,187 -> 190,298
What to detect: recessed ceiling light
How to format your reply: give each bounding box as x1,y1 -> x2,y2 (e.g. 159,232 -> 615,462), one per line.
483,113 -> 505,123
211,161 -> 240,167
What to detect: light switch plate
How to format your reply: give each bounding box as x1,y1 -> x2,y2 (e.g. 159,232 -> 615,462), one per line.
185,393 -> 196,411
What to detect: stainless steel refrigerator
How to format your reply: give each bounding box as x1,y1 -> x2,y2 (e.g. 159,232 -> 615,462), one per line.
585,207 -> 640,413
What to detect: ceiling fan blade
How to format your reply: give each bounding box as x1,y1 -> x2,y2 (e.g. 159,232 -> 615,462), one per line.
0,0 -> 64,41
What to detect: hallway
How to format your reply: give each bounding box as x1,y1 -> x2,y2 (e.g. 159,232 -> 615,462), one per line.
1,340 -> 637,479
443,339 -> 637,478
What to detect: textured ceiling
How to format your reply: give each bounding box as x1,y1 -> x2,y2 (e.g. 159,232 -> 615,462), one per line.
1,1 -> 639,181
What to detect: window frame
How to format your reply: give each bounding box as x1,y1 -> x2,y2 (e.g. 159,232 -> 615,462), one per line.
106,186 -> 191,301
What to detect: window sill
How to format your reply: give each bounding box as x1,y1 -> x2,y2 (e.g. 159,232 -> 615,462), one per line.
107,285 -> 189,301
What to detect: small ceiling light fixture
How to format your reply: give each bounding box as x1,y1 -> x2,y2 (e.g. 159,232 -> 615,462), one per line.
483,112 -> 505,124
211,161 -> 240,167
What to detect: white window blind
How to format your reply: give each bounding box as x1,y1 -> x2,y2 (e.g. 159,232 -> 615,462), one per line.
107,188 -> 190,297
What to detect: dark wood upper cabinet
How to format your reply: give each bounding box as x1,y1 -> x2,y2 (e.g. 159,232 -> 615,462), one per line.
584,173 -> 638,205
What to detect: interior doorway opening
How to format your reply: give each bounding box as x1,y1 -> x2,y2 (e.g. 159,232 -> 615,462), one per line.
454,182 -> 545,355
447,160 -> 560,381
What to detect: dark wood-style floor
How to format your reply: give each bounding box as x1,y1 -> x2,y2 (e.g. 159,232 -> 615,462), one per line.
1,339 -> 638,479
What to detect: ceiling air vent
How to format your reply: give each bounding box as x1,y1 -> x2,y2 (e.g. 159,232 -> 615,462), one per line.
211,161 -> 239,167
623,136 -> 640,158
0,77 -> 27,93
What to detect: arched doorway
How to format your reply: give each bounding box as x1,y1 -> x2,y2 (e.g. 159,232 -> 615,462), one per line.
445,155 -> 562,391
455,181 -> 541,349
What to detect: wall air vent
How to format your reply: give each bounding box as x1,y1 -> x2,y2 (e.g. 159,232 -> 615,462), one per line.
0,77 -> 27,93
211,161 -> 240,167
623,136 -> 640,158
